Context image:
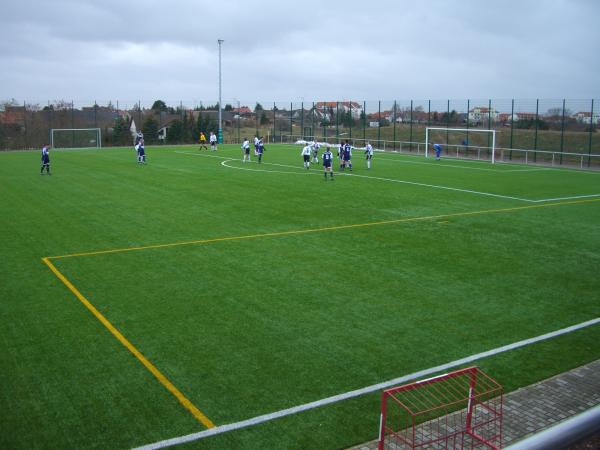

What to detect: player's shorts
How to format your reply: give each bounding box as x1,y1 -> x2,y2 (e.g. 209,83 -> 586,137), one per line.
244,148 -> 250,154
303,155 -> 310,162
42,155 -> 50,164
366,154 -> 373,160
323,161 -> 332,168
137,148 -> 145,156
343,155 -> 351,161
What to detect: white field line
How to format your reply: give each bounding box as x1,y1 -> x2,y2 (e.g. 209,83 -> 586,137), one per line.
530,193 -> 600,203
216,157 -> 533,203
177,151 -> 600,204
133,317 -> 600,450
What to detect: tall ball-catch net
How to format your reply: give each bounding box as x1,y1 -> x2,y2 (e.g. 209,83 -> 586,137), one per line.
378,367 -> 503,450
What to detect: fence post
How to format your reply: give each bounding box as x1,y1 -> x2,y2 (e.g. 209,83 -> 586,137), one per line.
466,99 -> 470,156
334,102 -> 338,142
393,100 -> 397,151
510,98 -> 515,160
290,102 -> 293,138
363,100 -> 366,143
349,101 -> 353,140
534,98 -> 539,162
588,99 -> 595,167
377,100 -> 381,148
409,100 -> 414,151
300,102 -> 304,139
446,99 -> 450,146
560,99 -> 566,165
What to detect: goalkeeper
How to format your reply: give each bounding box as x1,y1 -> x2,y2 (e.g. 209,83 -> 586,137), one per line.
199,132 -> 208,150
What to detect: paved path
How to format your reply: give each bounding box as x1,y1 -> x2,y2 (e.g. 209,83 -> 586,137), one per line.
349,359 -> 600,449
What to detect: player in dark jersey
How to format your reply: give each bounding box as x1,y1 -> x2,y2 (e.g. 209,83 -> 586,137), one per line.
40,144 -> 51,175
136,138 -> 146,164
433,143 -> 442,160
342,141 -> 352,171
322,147 -> 334,180
257,138 -> 265,163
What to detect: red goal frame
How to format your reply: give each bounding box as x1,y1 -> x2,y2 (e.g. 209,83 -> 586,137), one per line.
378,367 -> 503,450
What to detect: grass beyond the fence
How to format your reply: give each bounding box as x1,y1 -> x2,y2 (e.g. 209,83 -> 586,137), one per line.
1,144 -> 599,449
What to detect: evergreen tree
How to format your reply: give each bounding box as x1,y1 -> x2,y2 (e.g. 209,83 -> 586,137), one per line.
166,119 -> 183,143
142,115 -> 159,144
260,112 -> 269,125
112,116 -> 131,145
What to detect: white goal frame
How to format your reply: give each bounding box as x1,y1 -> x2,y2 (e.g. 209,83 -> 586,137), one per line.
425,127 -> 496,163
50,128 -> 102,149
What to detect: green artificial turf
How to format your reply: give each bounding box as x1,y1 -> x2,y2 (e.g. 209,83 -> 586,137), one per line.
1,144 -> 599,449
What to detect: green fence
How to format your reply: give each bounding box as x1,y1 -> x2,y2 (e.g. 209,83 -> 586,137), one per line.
1,98 -> 598,167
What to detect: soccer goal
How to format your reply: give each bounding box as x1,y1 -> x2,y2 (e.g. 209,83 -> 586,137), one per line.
425,127 -> 496,163
50,128 -> 102,149
378,366 -> 503,450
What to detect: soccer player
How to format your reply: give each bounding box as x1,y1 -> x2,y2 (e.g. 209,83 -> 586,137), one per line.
301,143 -> 312,169
241,137 -> 251,162
342,140 -> 352,171
433,143 -> 442,160
199,132 -> 208,150
337,142 -> 344,170
311,140 -> 320,163
135,131 -> 143,147
256,137 -> 265,163
40,144 -> 51,175
254,136 -> 260,156
136,137 -> 146,164
365,141 -> 374,169
322,147 -> 334,180
209,131 -> 217,151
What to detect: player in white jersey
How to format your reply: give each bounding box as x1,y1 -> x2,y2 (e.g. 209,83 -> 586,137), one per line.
337,142 -> 344,170
254,136 -> 260,155
241,138 -> 251,162
311,141 -> 320,163
209,132 -> 217,151
301,144 -> 312,169
365,142 -> 374,169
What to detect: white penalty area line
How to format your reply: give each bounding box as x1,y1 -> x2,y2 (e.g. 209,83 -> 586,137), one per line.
176,151 -> 600,204
134,317 -> 600,450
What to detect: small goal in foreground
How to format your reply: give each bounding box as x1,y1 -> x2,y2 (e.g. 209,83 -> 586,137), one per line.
378,367 -> 503,450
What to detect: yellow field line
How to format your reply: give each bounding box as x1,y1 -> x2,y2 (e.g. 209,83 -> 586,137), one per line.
47,197 -> 600,260
41,257 -> 215,429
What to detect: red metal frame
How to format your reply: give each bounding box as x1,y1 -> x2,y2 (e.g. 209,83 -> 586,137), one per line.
378,367 -> 503,450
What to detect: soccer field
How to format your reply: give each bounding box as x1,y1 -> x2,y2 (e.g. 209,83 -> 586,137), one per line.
1,144 -> 599,449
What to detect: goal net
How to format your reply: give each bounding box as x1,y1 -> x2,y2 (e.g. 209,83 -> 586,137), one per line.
425,127 -> 497,163
378,366 -> 503,450
51,128 -> 102,149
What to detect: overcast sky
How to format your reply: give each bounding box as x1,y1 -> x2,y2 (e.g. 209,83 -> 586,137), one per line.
1,0 -> 599,108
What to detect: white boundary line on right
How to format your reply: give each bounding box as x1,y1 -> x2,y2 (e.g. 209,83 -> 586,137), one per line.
133,317 -> 600,450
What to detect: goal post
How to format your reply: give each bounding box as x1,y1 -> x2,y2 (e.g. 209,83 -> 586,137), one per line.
378,366 -> 503,450
425,127 -> 496,163
50,128 -> 102,149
